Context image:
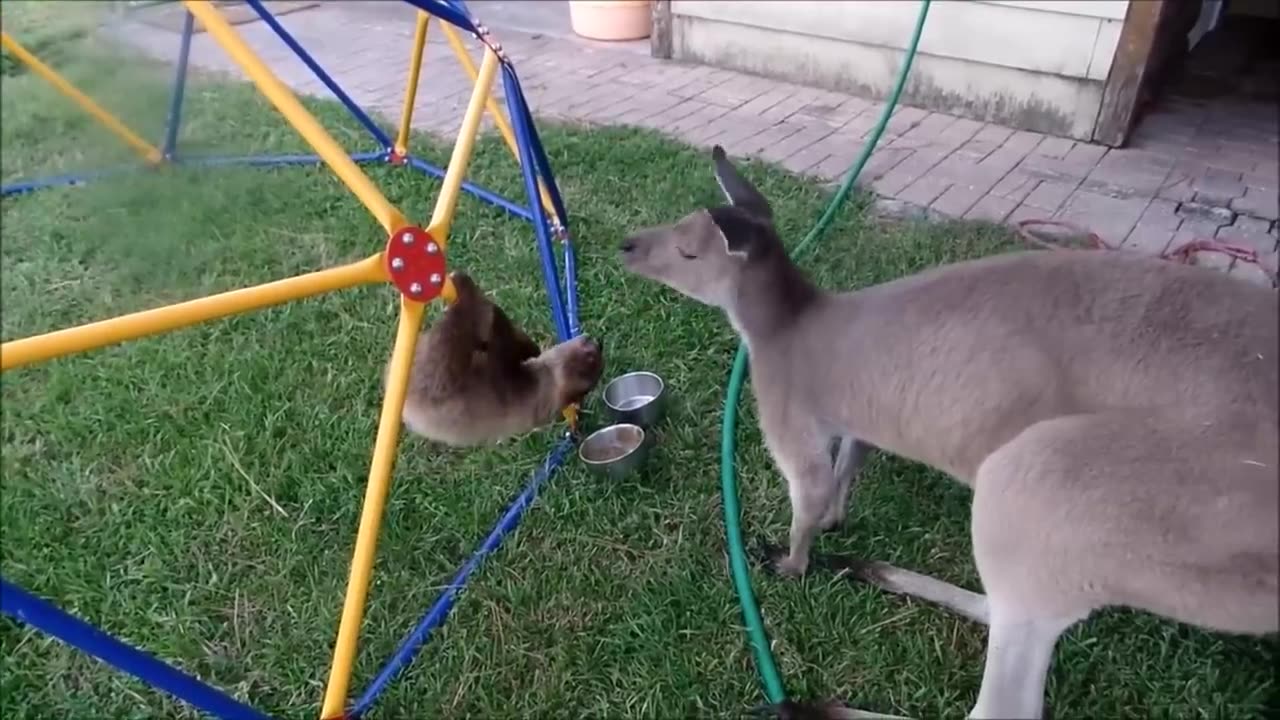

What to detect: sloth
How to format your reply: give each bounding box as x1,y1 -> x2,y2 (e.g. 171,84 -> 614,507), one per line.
390,272 -> 603,446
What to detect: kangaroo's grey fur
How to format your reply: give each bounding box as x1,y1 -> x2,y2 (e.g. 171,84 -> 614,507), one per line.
618,145 -> 1279,719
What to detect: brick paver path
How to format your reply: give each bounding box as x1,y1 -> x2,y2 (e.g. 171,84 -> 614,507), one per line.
114,1 -> 1278,282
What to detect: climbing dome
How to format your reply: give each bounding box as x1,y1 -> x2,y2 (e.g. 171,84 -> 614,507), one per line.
0,1 -> 582,717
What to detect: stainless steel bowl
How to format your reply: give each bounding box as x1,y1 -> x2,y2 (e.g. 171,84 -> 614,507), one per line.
578,423 -> 650,479
602,371 -> 667,428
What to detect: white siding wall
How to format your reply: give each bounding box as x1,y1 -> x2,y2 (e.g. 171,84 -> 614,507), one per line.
669,0 -> 1130,140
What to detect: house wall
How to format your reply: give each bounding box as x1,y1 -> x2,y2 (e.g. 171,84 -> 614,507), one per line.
667,0 -> 1130,140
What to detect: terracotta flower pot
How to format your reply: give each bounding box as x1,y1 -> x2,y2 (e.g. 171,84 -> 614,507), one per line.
568,0 -> 652,42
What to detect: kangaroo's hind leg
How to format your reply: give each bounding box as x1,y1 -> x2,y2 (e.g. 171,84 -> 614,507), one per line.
967,408 -> 1279,719
964,416 -> 1112,719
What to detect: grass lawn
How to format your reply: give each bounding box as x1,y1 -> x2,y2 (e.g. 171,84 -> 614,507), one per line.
2,5 -> 1275,719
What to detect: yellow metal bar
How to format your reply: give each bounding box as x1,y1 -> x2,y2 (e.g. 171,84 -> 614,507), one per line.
319,298 -> 425,718
0,255 -> 386,372
0,31 -> 163,164
439,24 -> 559,226
394,11 -> 431,157
182,1 -> 408,235
425,47 -> 500,246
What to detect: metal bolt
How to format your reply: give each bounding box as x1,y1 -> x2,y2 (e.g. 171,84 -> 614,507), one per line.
390,257 -> 405,271
429,273 -> 443,286
409,282 -> 423,295
400,231 -> 414,245
426,241 -> 439,255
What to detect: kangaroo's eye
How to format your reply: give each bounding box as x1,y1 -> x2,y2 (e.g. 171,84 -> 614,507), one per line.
677,247 -> 698,260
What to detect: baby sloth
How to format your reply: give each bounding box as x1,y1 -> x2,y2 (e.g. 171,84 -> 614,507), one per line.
392,272 -> 603,446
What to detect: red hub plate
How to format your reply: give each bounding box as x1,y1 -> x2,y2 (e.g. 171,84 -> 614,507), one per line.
384,226 -> 447,302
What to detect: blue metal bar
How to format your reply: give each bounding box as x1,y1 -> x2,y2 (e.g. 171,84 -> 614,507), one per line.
400,0 -> 477,34
245,0 -> 394,150
503,67 -> 570,341
1,165 -> 142,197
562,236 -> 581,337
505,70 -> 571,233
2,153 -> 386,198
0,578 -> 272,720
162,11 -> 196,159
530,139 -> 569,236
174,150 -> 386,168
402,155 -> 533,222
501,68 -> 580,335
445,0 -> 474,16
348,436 -> 576,718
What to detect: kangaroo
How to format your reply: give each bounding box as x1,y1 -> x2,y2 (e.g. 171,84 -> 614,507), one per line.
618,145 -> 1278,719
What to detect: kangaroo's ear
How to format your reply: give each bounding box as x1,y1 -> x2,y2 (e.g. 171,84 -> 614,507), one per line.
711,145 -> 773,221
707,206 -> 767,260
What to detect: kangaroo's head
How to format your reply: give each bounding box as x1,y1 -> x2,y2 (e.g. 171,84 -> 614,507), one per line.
619,145 -> 793,310
619,146 -> 817,334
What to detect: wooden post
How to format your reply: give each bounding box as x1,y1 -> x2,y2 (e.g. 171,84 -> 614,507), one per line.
1092,0 -> 1168,148
651,0 -> 672,59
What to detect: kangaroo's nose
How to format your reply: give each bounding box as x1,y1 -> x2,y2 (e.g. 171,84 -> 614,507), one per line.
619,237 -> 637,253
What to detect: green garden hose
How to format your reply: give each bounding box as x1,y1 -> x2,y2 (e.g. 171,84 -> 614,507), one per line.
719,1 -> 933,706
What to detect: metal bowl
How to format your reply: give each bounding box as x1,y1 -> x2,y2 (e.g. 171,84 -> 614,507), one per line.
602,370 -> 667,428
578,423 -> 650,479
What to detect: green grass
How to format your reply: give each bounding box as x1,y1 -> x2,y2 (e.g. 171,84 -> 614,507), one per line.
0,1 -> 118,78
2,11 -> 1276,720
